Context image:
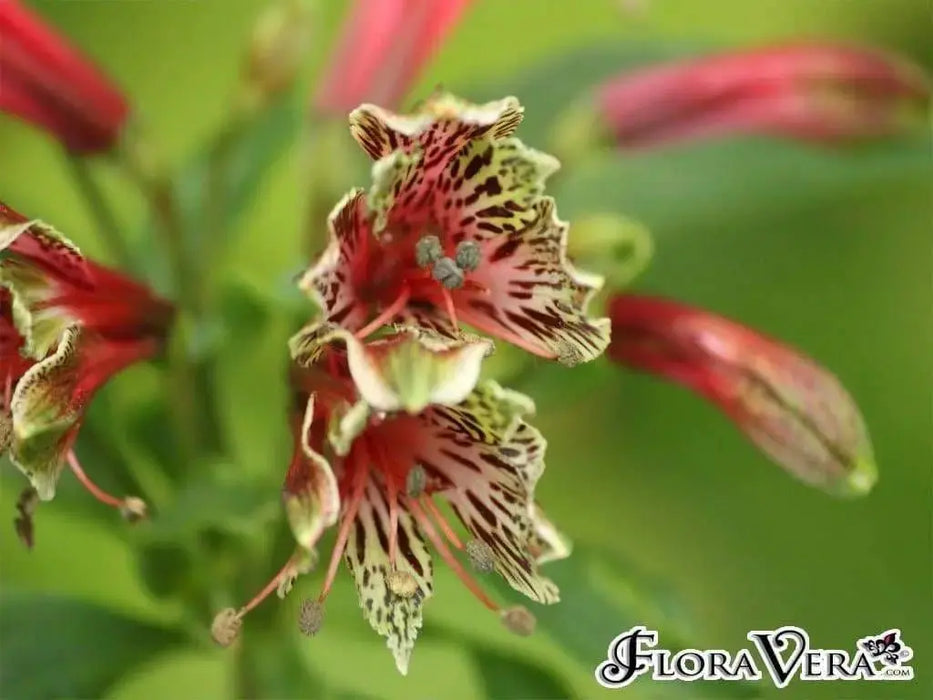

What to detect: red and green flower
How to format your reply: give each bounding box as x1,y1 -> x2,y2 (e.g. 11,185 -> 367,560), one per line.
220,322 -> 569,673
301,93 -> 611,365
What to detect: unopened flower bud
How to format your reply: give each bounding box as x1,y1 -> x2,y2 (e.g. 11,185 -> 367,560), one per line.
211,608 -> 242,647
386,569 -> 418,598
454,240 -> 481,272
241,0 -> 313,110
608,294 -> 877,497
465,538 -> 495,573
501,605 -> 536,636
405,465 -> 426,498
553,42 -> 930,157
432,257 -> 464,289
0,1 -> 129,153
415,235 -> 443,268
297,599 -> 324,636
119,496 -> 148,523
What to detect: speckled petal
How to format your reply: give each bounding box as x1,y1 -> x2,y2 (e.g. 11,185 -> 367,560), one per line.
349,93 -> 523,163
298,190 -> 372,332
345,479 -> 433,675
413,381 -> 561,604
1,221 -> 90,359
457,197 -> 611,364
283,396 -> 341,550
434,137 -> 559,243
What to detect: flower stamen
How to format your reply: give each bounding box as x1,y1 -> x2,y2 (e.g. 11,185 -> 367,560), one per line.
318,459 -> 369,601
406,496 -> 499,612
440,287 -> 459,329
386,477 -> 400,566
67,450 -> 147,521
356,285 -> 412,339
421,495 -> 463,549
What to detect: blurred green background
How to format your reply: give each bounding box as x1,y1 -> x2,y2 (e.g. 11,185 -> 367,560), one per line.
1,1 -> 930,698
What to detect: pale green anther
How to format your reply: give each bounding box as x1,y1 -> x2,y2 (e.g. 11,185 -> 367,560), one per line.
298,599 -> 324,636
415,235 -> 442,268
386,569 -> 418,598
405,464 -> 426,497
454,240 -> 481,272
432,257 -> 464,289
465,538 -> 496,573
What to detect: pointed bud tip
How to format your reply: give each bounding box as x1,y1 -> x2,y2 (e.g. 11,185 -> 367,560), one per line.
211,608 -> 242,647
835,455 -> 878,498
297,599 -> 324,636
501,605 -> 536,636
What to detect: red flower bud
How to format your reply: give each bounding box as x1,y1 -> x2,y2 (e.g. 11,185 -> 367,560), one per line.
555,42 -> 930,155
608,294 -> 876,497
0,0 -> 129,153
313,0 -> 472,115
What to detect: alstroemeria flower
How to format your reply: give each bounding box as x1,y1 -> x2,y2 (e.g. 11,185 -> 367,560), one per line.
314,0 -> 473,115
301,93 -> 610,365
0,202 -> 173,361
218,323 -> 569,673
0,0 -> 129,153
553,42 -> 930,156
1,203 -> 172,507
607,294 -> 877,497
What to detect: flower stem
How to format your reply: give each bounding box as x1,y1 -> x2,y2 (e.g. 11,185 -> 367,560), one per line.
115,133 -> 204,461
66,155 -> 134,271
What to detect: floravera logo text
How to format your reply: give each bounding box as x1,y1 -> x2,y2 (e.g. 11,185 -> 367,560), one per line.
595,626 -> 914,689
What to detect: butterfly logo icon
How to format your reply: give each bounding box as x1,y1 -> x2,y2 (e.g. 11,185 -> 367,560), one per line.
860,630 -> 913,666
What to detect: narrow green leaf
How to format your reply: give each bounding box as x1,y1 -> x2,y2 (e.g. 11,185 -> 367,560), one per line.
504,547 -> 760,698
0,591 -> 186,699
469,646 -> 575,699
137,96 -> 302,295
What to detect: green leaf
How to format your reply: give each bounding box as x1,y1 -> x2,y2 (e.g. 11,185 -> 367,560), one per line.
423,625 -> 575,699
506,547 -> 759,698
0,591 -> 186,699
233,612 -> 326,699
138,95 -> 302,295
469,646 -> 575,699
554,136 -> 932,246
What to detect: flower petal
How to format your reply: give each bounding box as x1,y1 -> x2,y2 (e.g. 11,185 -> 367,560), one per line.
298,190 -> 372,331
349,92 -> 523,164
342,327 -> 491,413
345,479 -> 434,675
1,220 -> 90,359
327,398 -> 371,457
290,321 -> 491,414
528,503 -> 572,566
283,396 -> 341,551
434,137 -> 559,243
8,326 -> 85,500
416,381 -> 561,604
9,326 -> 155,500
455,198 -> 611,364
